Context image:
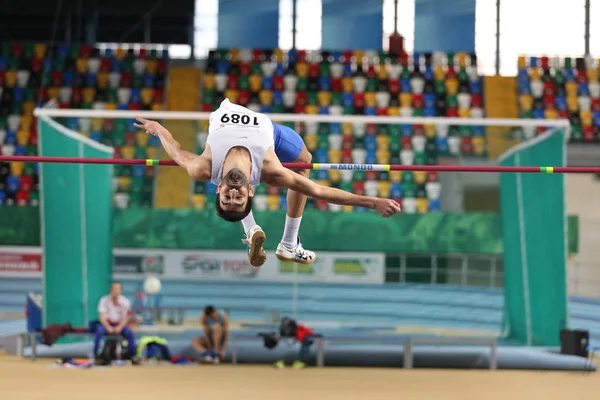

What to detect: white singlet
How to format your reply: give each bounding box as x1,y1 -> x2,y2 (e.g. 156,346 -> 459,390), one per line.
207,99 -> 274,186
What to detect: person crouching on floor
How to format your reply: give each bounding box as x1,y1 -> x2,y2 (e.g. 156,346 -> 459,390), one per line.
191,305 -> 229,364
274,317 -> 314,369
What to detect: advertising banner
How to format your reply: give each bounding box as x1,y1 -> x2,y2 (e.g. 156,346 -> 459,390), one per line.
0,246 -> 43,277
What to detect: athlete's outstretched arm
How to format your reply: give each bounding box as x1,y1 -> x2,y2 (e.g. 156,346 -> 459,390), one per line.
134,117 -> 208,180
268,167 -> 401,217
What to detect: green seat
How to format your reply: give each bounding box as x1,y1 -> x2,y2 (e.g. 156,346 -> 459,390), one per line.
1,43 -> 10,57
412,108 -> 424,117
134,147 -> 147,159
251,63 -> 262,75
69,45 -> 80,60
296,77 -> 308,91
255,184 -> 268,195
353,171 -> 365,181
122,59 -> 134,73
24,44 -> 34,59
238,76 -> 249,90
203,89 -> 216,104
307,92 -> 318,105
149,49 -> 158,59
282,121 -> 295,129
448,125 -> 460,136
414,151 -> 426,165
107,89 -> 118,103
564,57 -> 572,69
100,135 -> 112,147
459,126 -> 471,137
366,78 -> 377,92
131,177 -> 144,192
554,70 -> 565,85
129,191 -> 142,206
271,105 -> 284,113
81,102 -> 93,109
402,171 -> 414,183
331,93 -> 342,105
434,80 -> 445,95
426,151 -> 438,165
121,165 -> 132,177
114,165 -> 123,176
29,191 -> 40,205
304,199 -> 316,209
218,49 -> 229,59
25,88 -> 36,101
11,102 -> 23,114
570,125 -> 583,142
24,163 -> 36,176
41,72 -> 51,87
520,110 -> 533,119
446,53 -> 455,65
390,155 -> 400,165
319,63 -> 330,77
389,139 -> 401,154
353,137 -> 365,149
318,123 -> 330,135
54,59 -> 66,71
0,116 -> 7,130
425,138 -> 437,153
446,95 -> 458,108
416,185 -> 427,198
400,68 -> 410,79
8,58 -> 20,71
342,105 -> 354,115
133,74 -> 143,88
27,146 -> 37,156
389,124 -> 401,137
114,119 -> 128,134
112,132 -> 125,147
340,182 -> 353,192
403,182 -> 416,198
458,67 -> 469,82
378,171 -> 389,181
317,135 -> 329,150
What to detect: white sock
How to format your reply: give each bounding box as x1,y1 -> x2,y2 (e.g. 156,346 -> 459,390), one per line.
241,211 -> 257,235
281,215 -> 302,248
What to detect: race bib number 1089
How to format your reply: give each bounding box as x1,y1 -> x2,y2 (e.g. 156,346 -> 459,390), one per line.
220,113 -> 259,126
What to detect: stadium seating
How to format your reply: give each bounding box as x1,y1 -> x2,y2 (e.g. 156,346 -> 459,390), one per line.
196,49 -> 485,213
517,55 -> 600,143
0,43 -> 168,207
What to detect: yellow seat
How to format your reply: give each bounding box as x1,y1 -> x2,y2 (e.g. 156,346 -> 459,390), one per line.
458,108 -> 471,118
378,181 -> 391,198
249,75 -> 262,92
414,171 -> 427,185
472,137 -> 486,155
519,95 -> 533,111
259,90 -> 273,106
76,58 -> 88,74
16,130 -> 29,146
416,198 -> 429,213
390,171 -> 402,183
83,88 -> 96,103
5,71 -> 17,88
121,146 -> 135,159
305,134 -> 318,152
376,135 -> 390,150
11,162 -> 24,177
136,132 -> 149,147
191,194 -> 207,210
305,105 -> 318,114
376,149 -> 390,164
329,170 -> 341,183
445,79 -> 459,95
274,49 -> 284,63
364,92 -> 376,108
47,86 -> 59,100
145,60 -> 158,75
434,66 -> 445,81
399,93 -> 412,108
328,149 -> 341,163
318,91 -> 331,107
545,109 -> 558,120
457,52 -> 467,68
587,69 -> 598,82
22,101 -> 35,116
387,106 -> 400,116
141,88 -> 154,105
378,65 -> 388,80
581,110 -> 593,126
115,48 -> 126,60
91,118 -> 103,131
341,77 -> 353,92
118,176 -> 132,191
204,74 -> 215,91
567,96 -> 579,112
230,49 -> 240,63
20,116 -> 32,132
79,131 -> 90,137
105,102 -> 117,110
529,67 -> 541,81
342,122 -> 354,136
353,50 -> 365,63
152,103 -> 163,111
267,194 -> 280,210
565,82 -> 578,98
316,180 -> 330,187
34,43 -> 47,58
225,89 -> 239,104
199,119 -> 210,132
517,56 -> 527,69
342,205 -> 354,212
295,62 -> 308,77
146,147 -> 158,159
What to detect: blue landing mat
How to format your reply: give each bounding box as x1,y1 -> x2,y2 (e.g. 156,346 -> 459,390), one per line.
23,339 -> 597,371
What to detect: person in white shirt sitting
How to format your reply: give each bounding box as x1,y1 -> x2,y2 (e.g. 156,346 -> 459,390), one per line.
94,281 -> 137,357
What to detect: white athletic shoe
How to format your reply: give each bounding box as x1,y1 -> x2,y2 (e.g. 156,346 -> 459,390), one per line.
275,237 -> 316,264
242,225 -> 267,267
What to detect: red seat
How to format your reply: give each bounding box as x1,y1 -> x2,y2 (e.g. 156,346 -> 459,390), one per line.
113,147 -> 122,158
592,98 -> 600,112
100,59 -> 112,72
461,137 -> 473,154
125,132 -> 136,146
583,126 -> 594,142
388,79 -> 400,94
446,66 -> 457,79
138,48 -> 148,59
157,60 -> 168,75
352,181 -> 365,195
31,58 -> 43,73
201,104 -> 213,112
471,93 -> 482,108
128,103 -> 142,111
0,71 -> 5,86
59,101 -> 71,109
399,52 -> 409,66
540,57 -> 549,69
557,109 -> 568,118
342,50 -> 353,64
296,50 -> 307,63
146,166 -> 156,178
342,136 -> 353,150
392,198 -> 403,209
238,91 -> 250,106
331,78 -> 342,92
401,136 -> 412,148
239,62 -> 251,76
16,191 -> 30,206
316,199 -> 328,211
543,81 -> 555,96
273,76 -> 284,91
252,49 -> 264,62
576,69 -> 587,84
72,88 -> 83,105
341,149 -> 352,163
51,72 -> 63,86
293,105 -> 305,114
268,186 -> 279,195
120,72 -> 133,87
103,119 -> 115,132
376,107 -> 388,116
543,95 -> 555,109
20,176 -> 33,191
29,131 -> 38,146
446,108 -> 459,117
12,43 -> 24,59
413,124 -> 424,135
366,171 -> 378,181
295,92 -> 307,106
353,93 -> 365,108
366,65 -> 376,78
308,64 -> 319,78
227,75 -> 239,89
412,94 -> 424,108
427,171 -> 438,182
154,89 -> 164,103
80,45 -> 92,58
366,123 -> 377,135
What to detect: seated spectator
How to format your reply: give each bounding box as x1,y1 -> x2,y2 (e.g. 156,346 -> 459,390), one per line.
94,281 -> 137,359
274,317 -> 314,369
191,305 -> 229,364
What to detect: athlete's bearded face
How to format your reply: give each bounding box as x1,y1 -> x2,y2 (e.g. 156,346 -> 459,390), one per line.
218,168 -> 252,210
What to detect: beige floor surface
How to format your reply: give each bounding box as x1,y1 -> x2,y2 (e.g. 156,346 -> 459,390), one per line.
0,354 -> 598,400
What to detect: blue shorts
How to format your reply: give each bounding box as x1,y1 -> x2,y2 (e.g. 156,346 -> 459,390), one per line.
273,122 -> 304,163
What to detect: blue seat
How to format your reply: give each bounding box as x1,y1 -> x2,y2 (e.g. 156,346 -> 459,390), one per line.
287,49 -> 298,65
0,191 -> 5,204
118,103 -> 129,110
279,195 -> 287,210
564,69 -> 575,82
424,65 -> 434,81
578,83 -> 589,96
318,106 -> 329,115
593,112 -> 600,127
14,145 -> 26,156
148,135 -> 160,147
366,153 -> 376,164
66,117 -> 78,130
205,182 -> 217,194
90,132 -> 102,142
13,87 -> 25,102
331,51 -> 342,63
436,137 -> 449,154
428,199 -> 441,211
259,105 -> 272,113
111,60 -> 123,72
0,57 -> 8,71
216,60 -> 230,75
555,96 -> 567,110
315,149 -> 328,163
132,165 -> 145,178
130,88 -> 141,103
529,56 -> 538,67
314,170 -> 328,180
472,126 -> 485,136
143,74 -> 155,87
341,93 -> 353,107
400,124 -> 412,136
85,73 -> 97,87
424,107 -> 436,117
329,123 -> 341,134
413,52 -> 421,65
424,93 -> 436,108
62,71 -> 75,86
365,136 -> 377,151
104,48 -> 114,59
272,92 -> 283,106
391,183 -> 403,198
161,49 -> 169,60
400,79 -> 411,93
532,109 -> 545,119
469,80 -> 482,94
319,76 -> 331,91
261,76 -> 273,90
43,58 -> 54,72
364,107 -> 377,115
6,176 -> 20,193
57,44 -> 69,58
274,64 -> 285,76
342,64 -> 353,77
5,131 -> 17,145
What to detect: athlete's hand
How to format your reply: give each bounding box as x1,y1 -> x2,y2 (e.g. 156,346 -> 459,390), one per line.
134,116 -> 167,137
374,198 -> 401,217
